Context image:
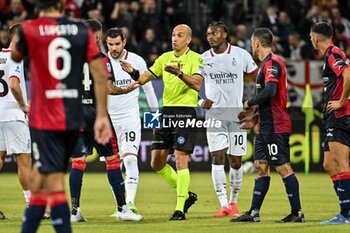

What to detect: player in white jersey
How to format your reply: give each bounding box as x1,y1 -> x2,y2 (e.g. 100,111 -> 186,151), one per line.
200,21 -> 258,217
0,23 -> 31,213
106,27 -> 158,214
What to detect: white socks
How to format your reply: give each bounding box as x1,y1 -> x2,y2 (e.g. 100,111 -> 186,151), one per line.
229,166 -> 243,204
123,155 -> 139,204
211,164 -> 228,207
23,190 -> 31,206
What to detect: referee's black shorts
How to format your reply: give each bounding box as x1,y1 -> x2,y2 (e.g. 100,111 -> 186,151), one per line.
152,107 -> 197,154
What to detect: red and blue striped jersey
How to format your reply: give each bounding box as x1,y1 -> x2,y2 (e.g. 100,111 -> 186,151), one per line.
13,16 -> 100,130
322,45 -> 350,129
256,53 -> 291,134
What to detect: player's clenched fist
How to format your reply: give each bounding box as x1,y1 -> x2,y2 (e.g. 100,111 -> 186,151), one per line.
201,99 -> 213,109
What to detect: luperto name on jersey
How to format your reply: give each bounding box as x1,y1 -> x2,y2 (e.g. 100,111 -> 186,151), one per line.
39,24 -> 78,36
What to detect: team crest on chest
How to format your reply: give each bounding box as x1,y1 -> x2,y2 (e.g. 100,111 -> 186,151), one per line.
107,63 -> 112,72
232,58 -> 237,66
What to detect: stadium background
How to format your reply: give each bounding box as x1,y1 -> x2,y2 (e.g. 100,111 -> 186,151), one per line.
1,0 -> 350,173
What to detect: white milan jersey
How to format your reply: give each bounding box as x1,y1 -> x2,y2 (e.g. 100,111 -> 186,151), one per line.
201,44 -> 258,121
0,48 -> 27,122
107,50 -> 155,120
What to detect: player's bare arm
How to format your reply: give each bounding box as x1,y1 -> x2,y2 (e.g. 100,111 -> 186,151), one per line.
89,58 -> 112,144
327,67 -> 350,112
9,76 -> 29,113
164,63 -> 202,92
107,80 -> 140,95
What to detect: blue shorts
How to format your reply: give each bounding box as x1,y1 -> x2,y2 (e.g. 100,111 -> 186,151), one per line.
254,133 -> 290,166
324,128 -> 350,149
31,128 -> 79,174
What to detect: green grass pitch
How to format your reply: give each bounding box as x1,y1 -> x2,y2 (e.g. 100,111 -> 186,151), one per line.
0,172 -> 348,233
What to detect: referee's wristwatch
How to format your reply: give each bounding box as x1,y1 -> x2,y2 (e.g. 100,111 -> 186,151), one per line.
177,71 -> 184,79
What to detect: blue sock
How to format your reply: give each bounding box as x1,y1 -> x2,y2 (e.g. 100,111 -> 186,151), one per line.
331,175 -> 339,197
21,192 -> 47,233
106,157 -> 126,212
337,173 -> 350,218
69,160 -> 86,209
283,173 -> 301,214
69,169 -> 84,209
251,176 -> 270,211
49,192 -> 71,233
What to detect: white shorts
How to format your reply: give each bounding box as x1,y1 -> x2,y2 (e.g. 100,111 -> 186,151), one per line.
111,116 -> 141,158
0,121 -> 31,154
206,121 -> 247,156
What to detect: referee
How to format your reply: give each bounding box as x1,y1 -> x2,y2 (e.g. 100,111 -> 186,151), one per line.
121,24 -> 203,220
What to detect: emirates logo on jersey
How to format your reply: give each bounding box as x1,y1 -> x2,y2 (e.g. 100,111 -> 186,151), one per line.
232,58 -> 237,66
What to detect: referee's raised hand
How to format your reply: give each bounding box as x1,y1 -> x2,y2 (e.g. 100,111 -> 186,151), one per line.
120,60 -> 133,73
164,62 -> 181,76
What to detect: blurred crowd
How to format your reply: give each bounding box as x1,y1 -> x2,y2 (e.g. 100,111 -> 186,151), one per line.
1,0 -> 350,66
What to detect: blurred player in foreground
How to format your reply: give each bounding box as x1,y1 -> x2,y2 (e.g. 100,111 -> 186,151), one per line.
12,1 -> 111,232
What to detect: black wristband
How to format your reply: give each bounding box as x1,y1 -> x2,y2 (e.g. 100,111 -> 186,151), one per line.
129,69 -> 140,81
177,71 -> 184,79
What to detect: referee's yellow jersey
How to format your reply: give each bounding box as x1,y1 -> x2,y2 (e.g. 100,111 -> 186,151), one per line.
149,48 -> 204,107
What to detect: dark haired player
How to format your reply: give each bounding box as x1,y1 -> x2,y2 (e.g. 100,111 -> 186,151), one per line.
310,21 -> 350,225
105,27 -> 158,215
200,21 -> 258,217
231,28 -> 304,223
11,1 -> 111,232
